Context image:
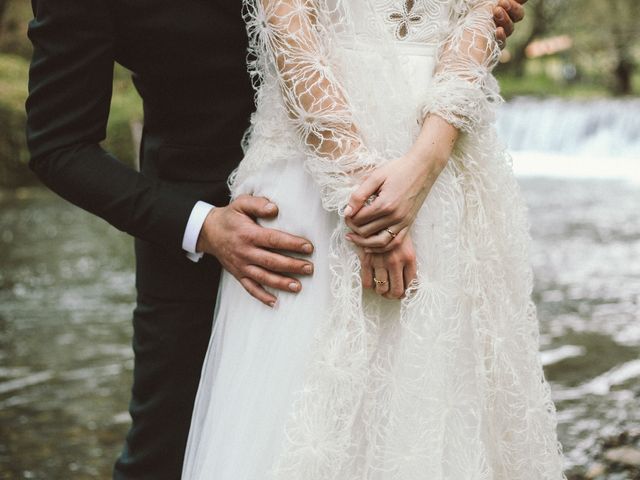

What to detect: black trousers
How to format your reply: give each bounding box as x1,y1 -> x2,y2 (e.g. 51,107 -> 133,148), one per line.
113,239 -> 222,479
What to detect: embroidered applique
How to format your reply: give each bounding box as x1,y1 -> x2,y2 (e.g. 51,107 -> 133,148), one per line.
387,0 -> 424,39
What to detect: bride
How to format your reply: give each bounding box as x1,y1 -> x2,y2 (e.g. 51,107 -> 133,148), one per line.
182,0 -> 566,478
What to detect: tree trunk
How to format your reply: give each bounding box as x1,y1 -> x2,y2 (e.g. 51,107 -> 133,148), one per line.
0,0 -> 9,40
614,58 -> 633,96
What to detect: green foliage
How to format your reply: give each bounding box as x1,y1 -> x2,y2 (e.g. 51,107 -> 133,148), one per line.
104,65 -> 143,168
496,71 -> 611,100
0,51 -> 27,109
0,53 -> 31,187
0,53 -> 143,187
500,0 -> 640,96
0,1 -> 143,186
0,0 -> 33,59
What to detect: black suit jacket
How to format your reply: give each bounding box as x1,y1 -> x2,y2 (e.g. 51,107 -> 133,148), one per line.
26,0 -> 255,299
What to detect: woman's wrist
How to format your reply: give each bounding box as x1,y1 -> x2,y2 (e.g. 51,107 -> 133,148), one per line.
406,147 -> 449,183
410,113 -> 459,172
411,144 -> 450,169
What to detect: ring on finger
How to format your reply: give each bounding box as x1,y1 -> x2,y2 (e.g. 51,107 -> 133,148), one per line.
385,228 -> 397,239
373,267 -> 389,293
364,194 -> 377,206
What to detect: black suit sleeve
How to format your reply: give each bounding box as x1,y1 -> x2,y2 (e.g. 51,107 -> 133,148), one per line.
25,0 -> 198,253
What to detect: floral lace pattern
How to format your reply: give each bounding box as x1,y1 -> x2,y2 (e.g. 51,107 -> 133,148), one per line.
192,0 -> 570,478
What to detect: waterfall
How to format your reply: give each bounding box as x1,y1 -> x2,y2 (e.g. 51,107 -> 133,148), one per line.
497,97 -> 640,158
496,97 -> 640,182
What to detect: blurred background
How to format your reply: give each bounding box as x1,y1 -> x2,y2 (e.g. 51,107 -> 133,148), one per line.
0,0 -> 639,478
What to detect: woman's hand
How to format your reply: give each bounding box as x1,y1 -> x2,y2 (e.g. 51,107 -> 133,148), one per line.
345,114 -> 458,254
345,155 -> 438,253
357,231 -> 418,300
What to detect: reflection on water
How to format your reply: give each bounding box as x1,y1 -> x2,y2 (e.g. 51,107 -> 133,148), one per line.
1,176 -> 639,478
523,176 -> 640,472
0,188 -> 135,479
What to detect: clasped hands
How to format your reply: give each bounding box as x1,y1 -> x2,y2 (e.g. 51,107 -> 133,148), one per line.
344,147 -> 446,300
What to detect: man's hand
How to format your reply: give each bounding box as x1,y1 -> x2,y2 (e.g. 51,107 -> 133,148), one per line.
494,0 -> 527,47
196,195 -> 314,307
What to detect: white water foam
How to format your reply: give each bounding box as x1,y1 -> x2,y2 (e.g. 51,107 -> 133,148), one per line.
510,151 -> 640,185
497,97 -> 640,184
498,97 -> 640,158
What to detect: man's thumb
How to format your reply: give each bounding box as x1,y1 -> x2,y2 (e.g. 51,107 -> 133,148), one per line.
237,195 -> 278,218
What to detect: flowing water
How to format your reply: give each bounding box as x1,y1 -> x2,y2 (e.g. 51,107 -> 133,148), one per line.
0,98 -> 639,478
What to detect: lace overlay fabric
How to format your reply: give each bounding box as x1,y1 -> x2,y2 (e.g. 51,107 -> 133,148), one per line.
228,1 -> 567,478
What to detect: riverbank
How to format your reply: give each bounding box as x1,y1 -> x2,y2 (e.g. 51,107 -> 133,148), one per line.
495,71 -> 617,100
2,176 -> 639,478
568,429 -> 640,480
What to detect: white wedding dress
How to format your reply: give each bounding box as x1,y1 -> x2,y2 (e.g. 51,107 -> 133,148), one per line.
182,0 -> 566,479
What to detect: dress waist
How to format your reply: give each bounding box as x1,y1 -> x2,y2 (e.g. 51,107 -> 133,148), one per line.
334,40 -> 438,116
336,39 -> 438,57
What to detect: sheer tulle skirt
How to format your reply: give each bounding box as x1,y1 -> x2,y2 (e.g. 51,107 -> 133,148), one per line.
181,157 -> 339,479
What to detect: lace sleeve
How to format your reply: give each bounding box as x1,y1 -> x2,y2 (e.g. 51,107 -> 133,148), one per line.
247,0 -> 376,212
421,0 -> 502,134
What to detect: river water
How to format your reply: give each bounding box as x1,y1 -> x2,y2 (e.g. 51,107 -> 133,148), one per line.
1,98 -> 639,478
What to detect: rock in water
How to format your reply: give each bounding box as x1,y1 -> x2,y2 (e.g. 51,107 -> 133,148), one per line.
604,446 -> 640,467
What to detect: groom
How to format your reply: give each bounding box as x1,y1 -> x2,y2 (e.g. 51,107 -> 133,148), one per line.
25,0 -> 527,478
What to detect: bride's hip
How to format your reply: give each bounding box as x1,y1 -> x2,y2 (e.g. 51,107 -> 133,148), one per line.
231,157 -> 338,243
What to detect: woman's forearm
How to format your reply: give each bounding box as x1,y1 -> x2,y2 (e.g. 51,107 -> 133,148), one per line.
263,0 -> 366,162
409,114 -> 460,174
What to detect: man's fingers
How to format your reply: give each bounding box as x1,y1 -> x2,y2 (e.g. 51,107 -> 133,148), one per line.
234,194 -> 279,219
506,0 -> 526,22
244,265 -> 302,294
494,5 -> 514,37
496,26 -> 507,48
249,249 -> 313,275
345,173 -> 384,218
239,277 -> 277,307
255,227 -> 314,255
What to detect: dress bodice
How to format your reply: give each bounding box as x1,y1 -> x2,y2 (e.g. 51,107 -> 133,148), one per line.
373,0 -> 453,43
334,0 -> 454,46
235,0 -> 502,213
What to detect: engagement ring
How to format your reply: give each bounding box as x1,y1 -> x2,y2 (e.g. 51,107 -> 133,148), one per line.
364,194 -> 377,206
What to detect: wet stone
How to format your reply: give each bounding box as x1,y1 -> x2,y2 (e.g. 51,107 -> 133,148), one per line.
604,447 -> 640,468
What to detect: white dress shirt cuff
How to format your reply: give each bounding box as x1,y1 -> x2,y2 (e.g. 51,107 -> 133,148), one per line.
182,201 -> 215,262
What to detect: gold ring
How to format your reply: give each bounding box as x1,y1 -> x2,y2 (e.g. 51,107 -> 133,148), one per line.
385,228 -> 397,238
373,277 -> 388,286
